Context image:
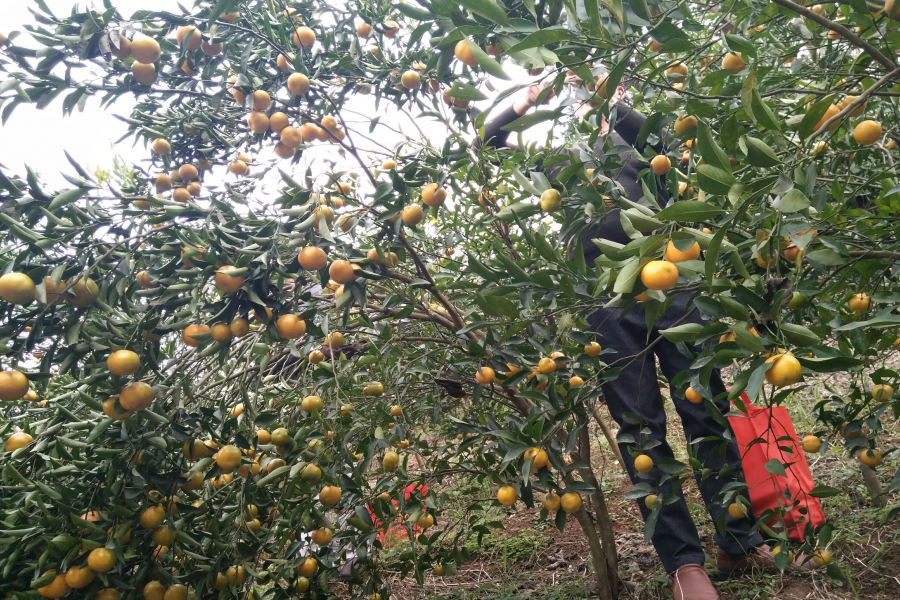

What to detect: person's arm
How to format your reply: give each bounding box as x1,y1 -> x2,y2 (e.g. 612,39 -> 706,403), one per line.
480,81 -> 555,150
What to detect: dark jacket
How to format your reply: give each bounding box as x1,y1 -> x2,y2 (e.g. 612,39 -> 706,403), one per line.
481,104 -> 671,264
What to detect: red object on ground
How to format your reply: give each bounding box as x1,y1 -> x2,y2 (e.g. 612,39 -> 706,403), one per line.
728,392 -> 825,542
367,484 -> 429,546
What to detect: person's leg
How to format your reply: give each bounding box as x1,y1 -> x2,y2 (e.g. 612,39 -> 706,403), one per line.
588,306 -> 706,574
652,297 -> 765,557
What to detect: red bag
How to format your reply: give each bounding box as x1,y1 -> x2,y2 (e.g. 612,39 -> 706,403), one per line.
728,393 -> 825,542
366,484 -> 428,547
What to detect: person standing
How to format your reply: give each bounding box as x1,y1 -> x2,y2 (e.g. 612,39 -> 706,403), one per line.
480,75 -> 819,600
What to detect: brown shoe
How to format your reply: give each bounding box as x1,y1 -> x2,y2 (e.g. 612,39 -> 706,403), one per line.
672,564 -> 720,600
717,544 -> 824,574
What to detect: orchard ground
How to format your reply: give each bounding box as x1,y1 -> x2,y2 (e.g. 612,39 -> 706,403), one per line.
373,371 -> 900,600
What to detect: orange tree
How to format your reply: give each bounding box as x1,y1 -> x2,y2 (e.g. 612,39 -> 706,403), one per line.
1,1 -> 900,600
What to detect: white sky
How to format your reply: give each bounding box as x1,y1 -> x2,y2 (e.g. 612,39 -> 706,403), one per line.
0,1 -> 556,196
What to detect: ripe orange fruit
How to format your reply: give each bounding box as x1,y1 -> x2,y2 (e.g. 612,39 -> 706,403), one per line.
108,349 -> 140,376
298,557 -> 318,577
109,33 -> 132,59
247,111 -> 269,134
65,565 -> 96,589
673,114 -> 697,134
814,104 -> 840,132
172,187 -> 191,203
584,342 -> 602,356
176,25 -> 201,51
366,248 -> 399,267
182,324 -> 211,347
560,492 -> 582,513
764,353 -> 802,387
634,454 -> 654,473
143,581 -> 166,600
541,492 -> 561,511
131,36 -> 161,63
326,331 -> 344,348
872,384 -> 894,401
270,111 -> 289,133
722,52 -> 746,73
401,204 -> 425,225
38,572 -> 70,599
329,259 -> 357,284
201,39 -> 222,56
311,527 -> 333,545
382,450 -> 400,471
454,39 -> 478,67
136,270 -> 153,288
276,314 -> 306,339
251,90 -> 271,111
140,505 -> 165,529
5,431 -> 32,452
151,138 -> 171,155
132,61 -> 157,85
103,397 -> 133,420
86,548 -> 117,573
164,584 -> 188,600
860,449 -> 882,467
812,549 -> 832,565
641,260 -> 679,290
287,73 -> 310,96
357,22 -> 373,38
120,381 -> 154,411
853,120 -> 882,145
536,357 -> 556,375
293,27 -> 316,48
728,502 -> 746,519
229,317 -> 250,337
569,376 -> 584,386
399,70 -> 421,89
301,395 -> 324,413
685,387 -> 703,404
664,240 -> 701,263
665,62 -> 688,82
497,485 -> 517,506
422,183 -> 447,207
650,154 -> 671,175
475,367 -> 495,384
524,447 -> 549,469
801,435 -> 821,453
214,265 -> 245,294
298,246 -> 328,271
320,485 -> 342,506
210,322 -> 233,343
847,293 -> 870,315
539,188 -> 562,211
65,276 -> 99,307
216,445 -> 242,471
229,160 -> 248,176
383,20 -> 399,37
0,370 -> 30,401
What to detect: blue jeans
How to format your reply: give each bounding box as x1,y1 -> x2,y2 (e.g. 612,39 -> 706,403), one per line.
588,293 -> 765,573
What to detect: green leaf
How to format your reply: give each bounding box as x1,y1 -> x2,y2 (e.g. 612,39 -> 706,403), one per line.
613,257 -> 644,294
780,323 -> 821,346
798,94 -> 836,141
805,248 -> 847,266
751,89 -> 782,131
457,0 -> 511,25
659,323 -> 704,342
763,459 -> 786,477
772,188 -> 809,213
697,119 -> 732,173
476,293 -> 520,318
797,356 -> 861,372
504,29 -> 575,54
808,485 -> 843,498
497,201 -> 540,221
208,0 -> 241,26
394,2 -> 433,21
724,34 -> 757,59
696,164 -> 737,195
743,137 -> 780,168
48,187 -> 88,211
656,200 -> 726,222
500,108 -> 563,132
467,40 -> 510,80
448,81 -> 488,101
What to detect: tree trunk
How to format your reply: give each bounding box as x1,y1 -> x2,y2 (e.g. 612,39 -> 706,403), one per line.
860,464 -> 886,507
579,425 -> 618,592
593,406 -> 627,474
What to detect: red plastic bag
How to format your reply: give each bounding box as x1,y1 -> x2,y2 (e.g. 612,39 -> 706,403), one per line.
728,393 -> 825,542
366,484 -> 428,547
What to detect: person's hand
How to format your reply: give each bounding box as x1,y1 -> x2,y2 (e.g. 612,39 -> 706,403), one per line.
513,80 -> 555,116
